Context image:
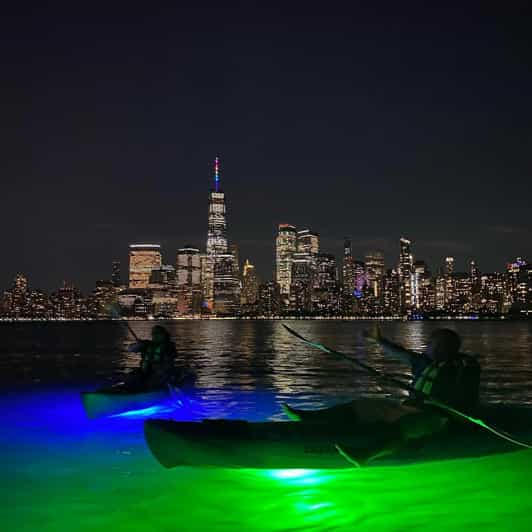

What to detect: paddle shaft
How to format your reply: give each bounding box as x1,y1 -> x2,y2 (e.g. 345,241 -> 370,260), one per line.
124,321 -> 140,342
108,305 -> 140,341
283,325 -> 411,391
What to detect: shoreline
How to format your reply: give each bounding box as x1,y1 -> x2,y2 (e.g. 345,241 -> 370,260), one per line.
0,315 -> 526,323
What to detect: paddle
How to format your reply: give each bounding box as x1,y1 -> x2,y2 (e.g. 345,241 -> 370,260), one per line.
282,324 -> 532,450
106,302 -> 140,341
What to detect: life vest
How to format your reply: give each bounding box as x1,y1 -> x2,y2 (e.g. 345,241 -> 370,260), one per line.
413,355 -> 480,411
142,342 -> 175,371
414,361 -> 444,396
146,345 -> 163,363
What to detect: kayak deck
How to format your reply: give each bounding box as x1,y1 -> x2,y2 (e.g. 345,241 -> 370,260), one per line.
144,402 -> 532,469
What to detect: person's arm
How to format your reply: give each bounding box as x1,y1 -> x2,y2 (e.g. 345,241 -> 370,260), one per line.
130,340 -> 151,371
363,328 -> 429,367
128,340 -> 148,353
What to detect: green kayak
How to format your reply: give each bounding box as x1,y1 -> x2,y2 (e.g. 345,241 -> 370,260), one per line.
144,402 -> 532,469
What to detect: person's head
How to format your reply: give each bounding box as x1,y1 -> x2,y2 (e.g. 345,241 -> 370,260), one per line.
151,325 -> 170,345
428,328 -> 461,361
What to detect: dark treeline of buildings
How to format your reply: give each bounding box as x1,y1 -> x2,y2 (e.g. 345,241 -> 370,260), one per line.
2,159 -> 531,320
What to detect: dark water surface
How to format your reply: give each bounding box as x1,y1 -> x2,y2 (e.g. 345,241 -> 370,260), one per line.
2,320 -> 532,531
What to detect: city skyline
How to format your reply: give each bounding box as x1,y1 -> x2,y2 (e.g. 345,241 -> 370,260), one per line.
2,156 -> 530,320
4,155 -> 529,294
5,5 -> 531,291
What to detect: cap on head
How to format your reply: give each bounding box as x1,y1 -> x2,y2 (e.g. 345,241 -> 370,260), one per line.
430,328 -> 461,359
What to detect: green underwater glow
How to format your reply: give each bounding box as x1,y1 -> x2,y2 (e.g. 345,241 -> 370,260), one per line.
8,450 -> 532,531
4,389 -> 532,531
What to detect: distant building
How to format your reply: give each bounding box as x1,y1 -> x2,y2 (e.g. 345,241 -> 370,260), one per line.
290,252 -> 313,314
213,253 -> 240,315
297,229 -> 320,255
200,253 -> 214,311
111,260 -> 122,287
177,246 -> 202,315
50,281 -> 84,319
470,260 -> 481,310
87,280 -> 119,318
451,273 -> 473,314
128,244 -> 162,289
314,253 -> 339,314
258,281 -> 280,316
204,157 -> 240,315
435,274 -> 446,311
149,265 -> 176,289
412,260 -> 429,311
383,268 -> 400,316
241,259 -> 260,309
206,156 -> 228,257
365,251 -> 385,304
276,224 -> 297,304
342,238 -> 356,315
480,273 -> 505,314
445,256 -> 455,275
506,258 -> 530,315
398,237 -> 414,313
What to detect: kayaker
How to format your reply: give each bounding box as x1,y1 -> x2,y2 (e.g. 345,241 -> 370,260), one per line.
337,328 -> 481,465
126,325 -> 177,390
366,327 -> 481,412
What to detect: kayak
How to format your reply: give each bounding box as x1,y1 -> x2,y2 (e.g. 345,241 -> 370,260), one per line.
81,386 -> 173,419
81,368 -> 197,419
144,402 -> 532,469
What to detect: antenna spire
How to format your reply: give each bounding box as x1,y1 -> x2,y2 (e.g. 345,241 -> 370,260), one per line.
214,156 -> 220,192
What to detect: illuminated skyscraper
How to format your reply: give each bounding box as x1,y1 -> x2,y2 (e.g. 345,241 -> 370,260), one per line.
203,157 -> 227,309
506,257 -> 529,311
412,260 -> 429,310
177,246 -> 202,314
241,259 -> 259,308
353,261 -> 366,297
342,238 -> 356,314
213,253 -> 240,314
297,229 -> 320,255
470,260 -> 481,310
398,237 -> 413,313
290,252 -> 313,313
384,268 -> 401,315
14,273 -> 28,292
258,281 -> 281,316
204,157 -> 240,314
200,253 -> 214,309
201,157 -> 240,315
297,229 -> 320,300
149,265 -> 176,288
444,256 -> 456,310
315,253 -> 339,314
3,273 -> 29,318
128,244 -> 162,289
206,156 -> 228,256
445,257 -> 455,275
480,273 -> 505,314
365,251 -> 385,300
276,224 -> 297,302
51,281 -> 84,319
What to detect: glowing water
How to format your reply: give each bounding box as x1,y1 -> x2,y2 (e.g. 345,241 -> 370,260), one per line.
4,387 -> 532,531
3,320 -> 532,530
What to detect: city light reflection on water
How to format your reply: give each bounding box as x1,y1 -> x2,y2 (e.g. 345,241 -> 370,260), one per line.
2,320 -> 532,530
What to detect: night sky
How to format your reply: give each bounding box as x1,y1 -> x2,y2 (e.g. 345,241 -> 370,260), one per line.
3,3 -> 531,292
